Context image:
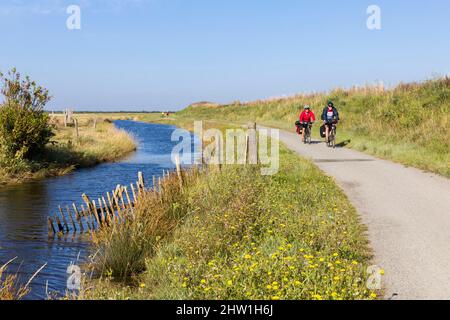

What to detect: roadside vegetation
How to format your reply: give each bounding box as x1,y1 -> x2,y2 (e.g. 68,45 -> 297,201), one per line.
78,123 -> 377,300
0,259 -> 29,300
0,70 -> 137,186
174,78 -> 450,177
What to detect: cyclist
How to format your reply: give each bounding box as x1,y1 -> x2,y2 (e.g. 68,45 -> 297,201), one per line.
321,101 -> 340,143
299,105 -> 316,143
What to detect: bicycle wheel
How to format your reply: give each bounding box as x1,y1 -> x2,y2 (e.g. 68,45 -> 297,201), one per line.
332,128 -> 336,148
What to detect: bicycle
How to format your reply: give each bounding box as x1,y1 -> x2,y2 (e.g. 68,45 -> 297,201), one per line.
303,122 -> 313,144
325,122 -> 337,148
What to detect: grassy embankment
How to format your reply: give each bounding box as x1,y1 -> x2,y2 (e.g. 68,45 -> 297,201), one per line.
0,114 -> 136,186
166,78 -> 449,177
77,120 -> 377,300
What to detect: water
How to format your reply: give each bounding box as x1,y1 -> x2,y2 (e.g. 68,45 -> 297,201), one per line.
0,121 -> 193,299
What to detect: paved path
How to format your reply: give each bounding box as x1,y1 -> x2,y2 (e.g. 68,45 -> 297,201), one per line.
267,127 -> 450,300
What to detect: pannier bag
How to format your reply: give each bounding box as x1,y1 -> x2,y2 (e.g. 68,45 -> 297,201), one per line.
320,125 -> 326,138
295,121 -> 302,135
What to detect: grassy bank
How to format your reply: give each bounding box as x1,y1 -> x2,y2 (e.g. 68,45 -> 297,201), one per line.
78,131 -> 376,300
171,78 -> 450,177
0,115 -> 136,186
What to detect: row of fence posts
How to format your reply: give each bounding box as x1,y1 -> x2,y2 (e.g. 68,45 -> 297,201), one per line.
48,156 -> 185,237
47,121 -> 260,236
197,122 -> 259,167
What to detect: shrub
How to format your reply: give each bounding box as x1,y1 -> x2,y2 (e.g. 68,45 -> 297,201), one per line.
0,69 -> 53,160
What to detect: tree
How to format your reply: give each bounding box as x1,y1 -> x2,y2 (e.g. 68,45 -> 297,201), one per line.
0,69 -> 54,160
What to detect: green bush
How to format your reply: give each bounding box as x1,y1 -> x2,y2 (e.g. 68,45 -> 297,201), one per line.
0,69 -> 53,160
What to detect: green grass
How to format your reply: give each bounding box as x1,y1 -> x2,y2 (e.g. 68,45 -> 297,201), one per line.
169,78 -> 450,177
0,116 -> 136,186
78,138 -> 376,300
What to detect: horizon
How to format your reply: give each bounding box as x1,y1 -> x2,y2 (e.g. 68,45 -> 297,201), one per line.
1,0 -> 450,111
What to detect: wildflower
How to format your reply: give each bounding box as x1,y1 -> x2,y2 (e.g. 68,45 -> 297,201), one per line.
227,280 -> 233,286
370,293 -> 377,299
244,254 -> 252,260
271,296 -> 280,301
379,269 -> 385,275
200,279 -> 207,284
140,283 -> 146,288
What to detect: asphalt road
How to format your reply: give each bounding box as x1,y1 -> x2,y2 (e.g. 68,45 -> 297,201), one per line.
268,127 -> 450,300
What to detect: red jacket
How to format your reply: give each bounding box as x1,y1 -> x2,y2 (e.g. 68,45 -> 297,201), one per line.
299,110 -> 316,123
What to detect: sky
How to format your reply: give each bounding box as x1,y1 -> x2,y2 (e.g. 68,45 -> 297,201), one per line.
0,0 -> 449,111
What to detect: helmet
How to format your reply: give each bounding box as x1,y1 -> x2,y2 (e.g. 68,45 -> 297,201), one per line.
304,105 -> 311,110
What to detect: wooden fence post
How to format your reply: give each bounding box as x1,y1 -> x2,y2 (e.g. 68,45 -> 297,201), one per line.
48,217 -> 56,235
58,206 -> 69,232
138,172 -> 145,192
247,122 -> 258,165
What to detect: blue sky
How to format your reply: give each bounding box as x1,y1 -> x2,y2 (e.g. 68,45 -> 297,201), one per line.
0,0 -> 449,111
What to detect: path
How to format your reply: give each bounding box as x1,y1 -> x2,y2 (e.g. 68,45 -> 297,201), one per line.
267,127 -> 450,300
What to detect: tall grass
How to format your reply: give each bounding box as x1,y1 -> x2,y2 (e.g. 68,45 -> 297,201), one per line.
176,78 -> 450,176
0,258 -> 29,300
89,168 -> 198,281
78,145 -> 376,300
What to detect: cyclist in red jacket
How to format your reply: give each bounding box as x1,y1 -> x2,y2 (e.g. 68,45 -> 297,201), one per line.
299,105 -> 316,143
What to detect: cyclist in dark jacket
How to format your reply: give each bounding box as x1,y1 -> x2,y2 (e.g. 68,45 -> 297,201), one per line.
321,101 -> 340,143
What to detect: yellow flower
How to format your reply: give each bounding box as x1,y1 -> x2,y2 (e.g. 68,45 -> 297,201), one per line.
244,254 -> 252,260
379,269 -> 385,275
200,279 -> 207,284
227,280 -> 233,286
140,283 -> 146,288
271,296 -> 280,301
370,293 -> 377,299
181,282 -> 187,288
